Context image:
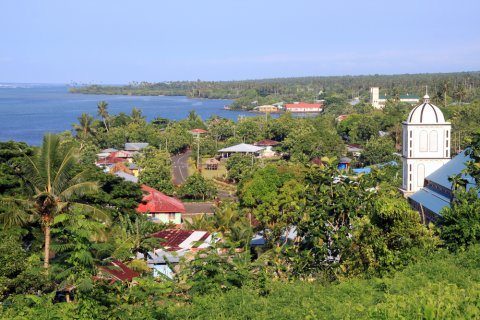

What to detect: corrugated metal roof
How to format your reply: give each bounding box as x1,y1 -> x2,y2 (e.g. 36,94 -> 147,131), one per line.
409,188 -> 450,215
137,185 -> 186,213
426,151 -> 472,189
218,143 -> 265,153
125,142 -> 149,151
114,171 -> 139,183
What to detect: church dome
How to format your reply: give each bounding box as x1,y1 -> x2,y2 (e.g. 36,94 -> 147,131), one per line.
406,94 -> 446,124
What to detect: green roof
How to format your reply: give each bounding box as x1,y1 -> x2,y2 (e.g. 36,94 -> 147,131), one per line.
379,93 -> 420,100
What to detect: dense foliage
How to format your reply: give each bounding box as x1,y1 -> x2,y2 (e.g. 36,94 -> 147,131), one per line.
70,71 -> 480,111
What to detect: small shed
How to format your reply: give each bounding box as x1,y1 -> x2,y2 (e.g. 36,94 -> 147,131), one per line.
205,158 -> 220,170
338,157 -> 352,170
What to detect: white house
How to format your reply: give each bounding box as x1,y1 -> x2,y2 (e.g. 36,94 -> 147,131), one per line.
401,94 -> 451,195
218,143 -> 265,158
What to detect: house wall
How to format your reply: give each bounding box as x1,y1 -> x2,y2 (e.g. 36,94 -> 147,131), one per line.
149,213 -> 182,224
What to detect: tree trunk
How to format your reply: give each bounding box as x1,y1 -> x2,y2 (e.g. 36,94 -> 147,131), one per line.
44,224 -> 51,269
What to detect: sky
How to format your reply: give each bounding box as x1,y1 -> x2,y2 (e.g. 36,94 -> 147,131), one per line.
0,0 -> 479,84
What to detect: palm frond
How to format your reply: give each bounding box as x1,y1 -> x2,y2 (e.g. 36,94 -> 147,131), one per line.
59,181 -> 99,201
71,203 -> 111,226
52,146 -> 79,193
0,207 -> 30,228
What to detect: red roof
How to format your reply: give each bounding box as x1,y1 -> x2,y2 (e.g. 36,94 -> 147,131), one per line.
254,139 -> 280,147
284,102 -> 323,109
151,229 -> 210,251
190,129 -> 208,134
111,150 -> 134,158
96,155 -> 127,165
137,185 -> 186,214
98,260 -> 139,282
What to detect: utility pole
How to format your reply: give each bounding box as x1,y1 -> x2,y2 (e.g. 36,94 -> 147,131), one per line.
196,135 -> 200,171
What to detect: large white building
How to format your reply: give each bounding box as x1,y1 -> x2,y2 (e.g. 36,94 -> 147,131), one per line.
401,94 -> 451,195
370,87 -> 420,109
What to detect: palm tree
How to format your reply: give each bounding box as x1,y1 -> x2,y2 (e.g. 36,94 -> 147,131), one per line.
73,113 -> 96,140
0,134 -> 107,269
130,107 -> 145,124
97,101 -> 109,132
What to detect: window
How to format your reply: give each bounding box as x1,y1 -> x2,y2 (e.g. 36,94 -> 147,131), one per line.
429,130 -> 438,152
409,164 -> 412,171
409,130 -> 412,138
417,164 -> 425,187
446,130 -> 449,138
419,130 -> 428,152
446,140 -> 449,148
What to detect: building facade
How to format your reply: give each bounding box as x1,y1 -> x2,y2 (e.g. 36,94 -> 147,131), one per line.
401,95 -> 451,195
284,102 -> 324,112
370,87 -> 420,109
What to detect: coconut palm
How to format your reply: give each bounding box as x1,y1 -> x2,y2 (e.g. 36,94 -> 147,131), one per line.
130,107 -> 145,124
0,134 -> 108,269
97,101 -> 109,132
73,113 -> 97,140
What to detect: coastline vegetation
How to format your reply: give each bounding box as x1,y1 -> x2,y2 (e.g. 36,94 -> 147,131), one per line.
69,71 -> 480,110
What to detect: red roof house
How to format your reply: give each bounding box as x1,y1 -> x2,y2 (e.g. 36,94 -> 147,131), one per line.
150,229 -> 211,252
98,260 -> 139,284
137,185 -> 185,224
284,102 -> 324,112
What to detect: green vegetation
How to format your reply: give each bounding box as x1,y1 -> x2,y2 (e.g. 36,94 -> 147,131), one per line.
70,71 -> 480,110
2,77 -> 480,318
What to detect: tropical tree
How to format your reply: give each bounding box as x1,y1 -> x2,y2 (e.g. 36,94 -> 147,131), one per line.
131,107 -> 145,124
73,113 -> 97,141
97,101 -> 110,132
137,147 -> 174,194
179,173 -> 217,201
0,134 -> 107,269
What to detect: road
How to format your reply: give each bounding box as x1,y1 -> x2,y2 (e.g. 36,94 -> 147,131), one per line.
172,149 -> 191,185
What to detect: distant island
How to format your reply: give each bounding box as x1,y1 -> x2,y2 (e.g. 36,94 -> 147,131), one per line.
70,71 -> 480,110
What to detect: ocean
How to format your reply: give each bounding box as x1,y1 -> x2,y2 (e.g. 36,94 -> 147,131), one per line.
0,84 -> 252,145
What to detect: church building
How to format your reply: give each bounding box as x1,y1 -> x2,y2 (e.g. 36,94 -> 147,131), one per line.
401,94 -> 451,195
401,94 -> 477,221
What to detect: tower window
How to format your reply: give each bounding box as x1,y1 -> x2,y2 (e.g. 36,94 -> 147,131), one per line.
429,130 -> 438,152
419,130 -> 428,152
446,131 -> 449,138
409,131 -> 412,138
417,164 -> 425,187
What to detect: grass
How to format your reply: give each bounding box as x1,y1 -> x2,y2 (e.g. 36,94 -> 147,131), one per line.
188,157 -> 228,180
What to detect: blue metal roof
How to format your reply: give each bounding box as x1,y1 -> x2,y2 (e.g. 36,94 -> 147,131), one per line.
426,151 -> 473,189
352,167 -> 371,174
409,188 -> 450,215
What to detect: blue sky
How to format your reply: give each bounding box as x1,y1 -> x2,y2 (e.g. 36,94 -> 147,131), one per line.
0,0 -> 479,83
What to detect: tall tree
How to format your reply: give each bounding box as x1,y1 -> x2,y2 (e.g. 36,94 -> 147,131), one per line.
73,113 -> 97,141
97,101 -> 110,132
0,134 -> 107,269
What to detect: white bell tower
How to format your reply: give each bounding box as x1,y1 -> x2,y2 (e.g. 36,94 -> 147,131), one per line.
402,93 -> 451,195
